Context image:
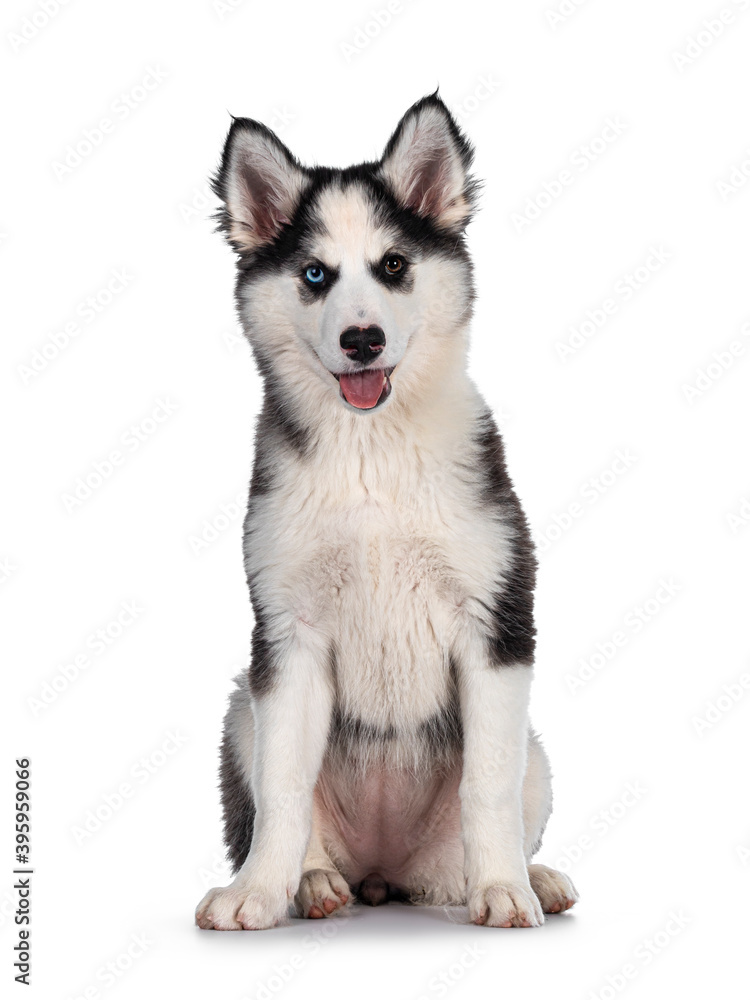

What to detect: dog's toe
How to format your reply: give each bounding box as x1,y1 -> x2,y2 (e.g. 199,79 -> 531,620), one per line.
468,880 -> 544,928
295,868 -> 351,919
528,863 -> 579,914
195,883 -> 288,930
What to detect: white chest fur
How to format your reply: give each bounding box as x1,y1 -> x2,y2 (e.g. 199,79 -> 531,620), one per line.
244,395 -> 509,733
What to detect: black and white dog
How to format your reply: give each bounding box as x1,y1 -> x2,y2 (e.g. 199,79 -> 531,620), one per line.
195,94 -> 578,930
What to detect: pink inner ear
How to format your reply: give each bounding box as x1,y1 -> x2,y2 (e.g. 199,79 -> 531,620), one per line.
240,166 -> 288,243
402,145 -> 455,220
411,153 -> 452,217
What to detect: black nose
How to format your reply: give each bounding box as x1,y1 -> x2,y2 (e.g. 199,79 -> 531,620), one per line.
339,326 -> 386,365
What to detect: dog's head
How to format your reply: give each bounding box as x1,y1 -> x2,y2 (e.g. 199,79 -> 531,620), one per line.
213,94 -> 478,416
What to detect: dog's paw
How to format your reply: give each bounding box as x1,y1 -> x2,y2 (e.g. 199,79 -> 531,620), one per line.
528,863 -> 579,914
468,880 -> 544,928
195,883 -> 289,930
295,868 -> 351,919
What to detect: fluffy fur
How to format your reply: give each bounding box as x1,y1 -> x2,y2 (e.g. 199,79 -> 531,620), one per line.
196,93 -> 578,930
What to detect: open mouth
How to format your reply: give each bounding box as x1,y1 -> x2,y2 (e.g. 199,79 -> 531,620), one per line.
332,367 -> 394,410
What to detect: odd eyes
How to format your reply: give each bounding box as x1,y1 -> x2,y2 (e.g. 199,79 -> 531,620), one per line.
302,254 -> 408,290
305,265 -> 325,285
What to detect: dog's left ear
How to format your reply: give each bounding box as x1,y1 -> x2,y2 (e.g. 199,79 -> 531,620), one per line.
379,93 -> 478,233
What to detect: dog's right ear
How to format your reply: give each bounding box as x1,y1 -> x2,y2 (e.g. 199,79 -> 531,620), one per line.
212,118 -> 307,253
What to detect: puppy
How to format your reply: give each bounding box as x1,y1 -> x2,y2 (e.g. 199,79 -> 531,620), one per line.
196,93 -> 578,930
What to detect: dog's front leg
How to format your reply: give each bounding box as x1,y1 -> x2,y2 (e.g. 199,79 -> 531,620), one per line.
456,629 -> 543,927
196,626 -> 333,930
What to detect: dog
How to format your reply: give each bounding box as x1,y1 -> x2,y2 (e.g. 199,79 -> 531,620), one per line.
195,93 -> 578,930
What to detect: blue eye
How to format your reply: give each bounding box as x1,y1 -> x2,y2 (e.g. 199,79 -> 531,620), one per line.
305,266 -> 325,285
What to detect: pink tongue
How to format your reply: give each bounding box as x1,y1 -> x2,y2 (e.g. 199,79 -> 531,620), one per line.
339,370 -> 385,409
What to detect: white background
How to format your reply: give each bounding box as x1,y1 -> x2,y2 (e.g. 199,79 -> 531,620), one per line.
3,0 -> 749,997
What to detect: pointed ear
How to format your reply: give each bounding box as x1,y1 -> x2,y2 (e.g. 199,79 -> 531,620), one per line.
213,118 -> 308,253
379,94 -> 478,233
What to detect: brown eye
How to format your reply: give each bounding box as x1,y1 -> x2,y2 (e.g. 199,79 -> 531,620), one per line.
384,255 -> 404,276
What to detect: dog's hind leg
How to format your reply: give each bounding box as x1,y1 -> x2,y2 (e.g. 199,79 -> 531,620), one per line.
217,677 -> 257,874
294,799 -> 351,919
523,732 -> 579,914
